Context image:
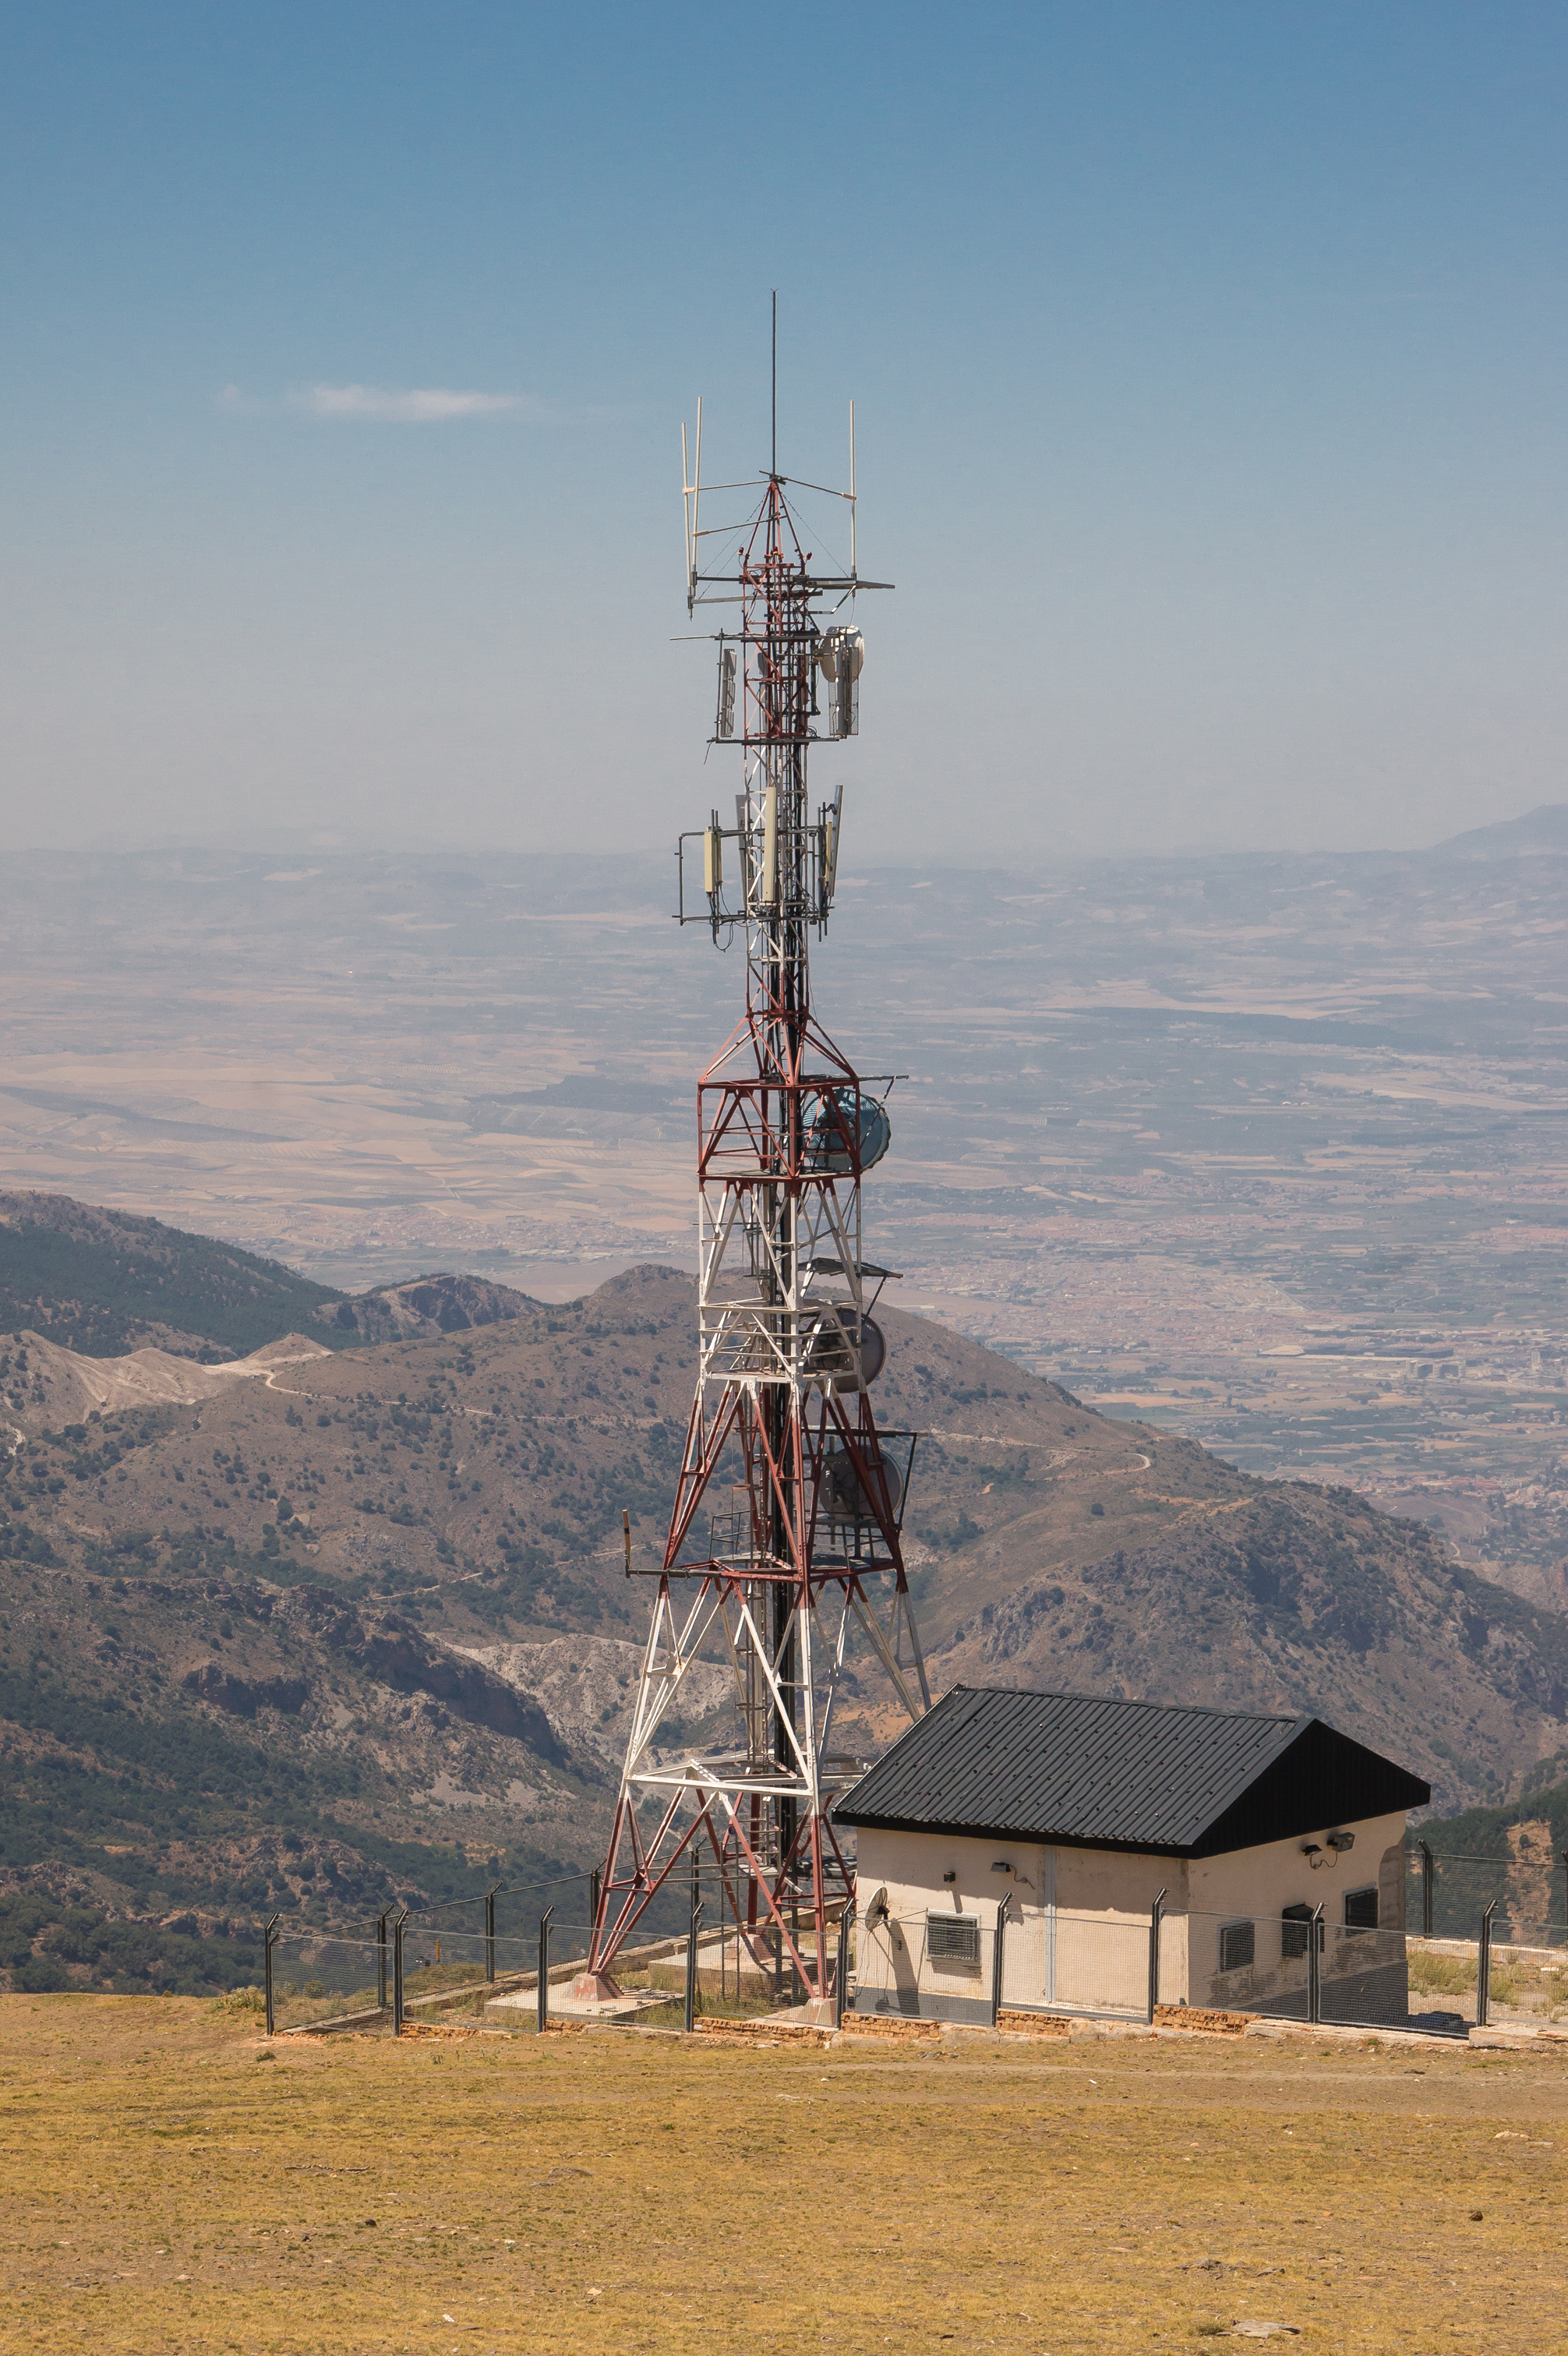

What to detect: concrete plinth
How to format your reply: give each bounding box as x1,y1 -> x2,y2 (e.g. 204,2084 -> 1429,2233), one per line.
553,1984 -> 673,2022
766,1997 -> 841,2029
483,1983 -> 670,2026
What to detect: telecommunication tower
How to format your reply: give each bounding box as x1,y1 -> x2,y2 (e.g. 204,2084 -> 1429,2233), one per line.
577,318 -> 931,2015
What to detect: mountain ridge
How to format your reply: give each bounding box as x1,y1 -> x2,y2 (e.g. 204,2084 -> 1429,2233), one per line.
1,1189 -> 558,1366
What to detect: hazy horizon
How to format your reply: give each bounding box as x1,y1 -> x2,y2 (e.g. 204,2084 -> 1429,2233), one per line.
16,799 -> 1565,870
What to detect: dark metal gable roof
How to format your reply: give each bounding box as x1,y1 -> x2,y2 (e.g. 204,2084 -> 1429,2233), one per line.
836,1686 -> 1429,1857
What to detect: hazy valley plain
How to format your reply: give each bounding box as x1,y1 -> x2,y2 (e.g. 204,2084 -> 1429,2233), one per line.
2,817 -> 1563,1605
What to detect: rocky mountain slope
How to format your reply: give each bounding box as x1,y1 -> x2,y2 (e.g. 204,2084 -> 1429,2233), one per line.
1,1189 -> 544,1363
315,1272 -> 540,1345
0,1191 -> 342,1361
6,1244 -> 1568,1994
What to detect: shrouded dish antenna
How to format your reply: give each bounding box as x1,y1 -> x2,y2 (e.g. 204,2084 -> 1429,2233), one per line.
807,1088 -> 891,1174
816,627 -> 864,683
804,1311 -> 887,1393
825,1446 -> 903,1525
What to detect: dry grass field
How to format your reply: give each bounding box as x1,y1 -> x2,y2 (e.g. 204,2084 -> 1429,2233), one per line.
2,1998 -> 1566,2353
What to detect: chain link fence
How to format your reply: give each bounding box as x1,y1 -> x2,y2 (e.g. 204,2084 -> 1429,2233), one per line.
851,1892 -> 1538,2036
1405,1841 -> 1568,1946
244,1871 -> 596,2036
238,1866 -> 848,2037
200,1848 -> 1568,2043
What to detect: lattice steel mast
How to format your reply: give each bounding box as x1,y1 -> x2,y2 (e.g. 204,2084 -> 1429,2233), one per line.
578,325 -> 929,2014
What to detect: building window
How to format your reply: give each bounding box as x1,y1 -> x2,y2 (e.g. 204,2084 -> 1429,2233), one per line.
1218,1920 -> 1255,1974
926,1913 -> 980,1969
1344,1886 -> 1379,1933
1281,1902 -> 1321,1959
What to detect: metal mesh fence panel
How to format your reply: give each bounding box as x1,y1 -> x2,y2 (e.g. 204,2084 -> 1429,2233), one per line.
995,1902 -> 1153,2019
1407,1916 -> 1568,2031
1405,1847 -> 1568,1947
1406,1937 -> 1480,2029
1318,1922 -> 1411,2026
856,1904 -> 1151,2024
852,1907 -> 990,2024
1044,1908 -> 1150,2019
1474,1921 -> 1568,2027
1191,1905 -> 1309,2021
267,1937 -> 386,2034
1187,1907 -> 1406,2027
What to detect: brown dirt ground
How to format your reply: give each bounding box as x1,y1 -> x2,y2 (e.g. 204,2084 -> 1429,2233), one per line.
2,1994 -> 1566,2353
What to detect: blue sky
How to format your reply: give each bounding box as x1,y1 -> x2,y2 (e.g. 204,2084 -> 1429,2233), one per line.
2,3 -> 1563,864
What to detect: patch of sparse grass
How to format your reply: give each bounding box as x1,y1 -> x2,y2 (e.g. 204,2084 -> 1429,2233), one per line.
1409,1946 -> 1566,2016
2,1997 -> 1567,2352
1409,1951 -> 1476,1997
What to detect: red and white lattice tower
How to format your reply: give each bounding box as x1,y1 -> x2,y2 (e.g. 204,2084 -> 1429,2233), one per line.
577,355 -> 931,2015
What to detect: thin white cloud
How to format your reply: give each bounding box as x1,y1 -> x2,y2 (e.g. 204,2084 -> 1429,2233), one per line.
290,383 -> 529,423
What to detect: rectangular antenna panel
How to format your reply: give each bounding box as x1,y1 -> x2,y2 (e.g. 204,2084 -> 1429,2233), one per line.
761,785 -> 779,905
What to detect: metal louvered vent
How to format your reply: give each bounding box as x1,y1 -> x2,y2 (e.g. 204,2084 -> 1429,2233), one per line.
926,1913 -> 980,1967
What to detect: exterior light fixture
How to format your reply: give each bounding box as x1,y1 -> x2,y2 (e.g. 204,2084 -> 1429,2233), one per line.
1326,1830 -> 1355,1853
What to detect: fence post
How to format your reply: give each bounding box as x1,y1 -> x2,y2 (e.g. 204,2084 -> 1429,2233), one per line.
392,1909 -> 408,2036
263,1913 -> 281,2038
1308,1903 -> 1323,2026
991,1895 -> 1008,2029
537,1906 -> 554,2034
1419,1840 -> 1434,1939
1476,1899 -> 1496,2029
685,1897 -> 705,2033
1147,1888 -> 1167,2025
835,1900 -> 855,2029
485,1884 -> 499,1986
376,1910 -> 390,2011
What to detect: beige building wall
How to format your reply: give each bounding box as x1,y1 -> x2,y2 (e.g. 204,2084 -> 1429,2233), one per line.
1185,1810 -> 1407,2014
853,1826 -> 1181,2022
852,1809 -> 1410,2023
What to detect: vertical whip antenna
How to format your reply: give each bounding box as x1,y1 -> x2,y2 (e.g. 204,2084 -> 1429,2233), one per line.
849,397 -> 856,585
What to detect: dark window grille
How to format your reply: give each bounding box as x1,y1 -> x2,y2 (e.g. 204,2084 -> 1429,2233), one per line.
1343,1885 -> 1379,1933
1218,1919 -> 1255,1973
926,1913 -> 980,1968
